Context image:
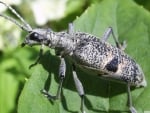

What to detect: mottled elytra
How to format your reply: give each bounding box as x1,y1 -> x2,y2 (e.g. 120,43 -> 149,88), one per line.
0,1 -> 147,113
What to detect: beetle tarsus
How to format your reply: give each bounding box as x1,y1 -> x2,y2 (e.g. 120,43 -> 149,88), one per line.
41,57 -> 65,100
41,77 -> 64,100
40,89 -> 58,100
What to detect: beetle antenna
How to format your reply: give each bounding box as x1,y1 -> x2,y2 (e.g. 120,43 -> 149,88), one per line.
0,14 -> 31,31
0,1 -> 32,32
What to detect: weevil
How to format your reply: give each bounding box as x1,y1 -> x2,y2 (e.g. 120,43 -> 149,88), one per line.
0,1 -> 147,113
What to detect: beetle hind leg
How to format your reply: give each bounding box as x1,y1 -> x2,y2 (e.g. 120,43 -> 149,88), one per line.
127,83 -> 137,113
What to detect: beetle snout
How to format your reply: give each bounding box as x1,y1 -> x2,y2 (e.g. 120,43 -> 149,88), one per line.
21,39 -> 28,47
21,38 -> 32,47
21,42 -> 26,47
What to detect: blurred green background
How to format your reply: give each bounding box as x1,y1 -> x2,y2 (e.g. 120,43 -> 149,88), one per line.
0,0 -> 150,113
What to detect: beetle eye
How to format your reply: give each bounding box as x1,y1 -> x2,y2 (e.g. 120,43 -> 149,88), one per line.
30,32 -> 39,40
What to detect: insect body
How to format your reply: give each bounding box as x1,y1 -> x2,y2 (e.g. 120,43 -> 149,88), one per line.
0,1 -> 146,113
22,29 -> 146,86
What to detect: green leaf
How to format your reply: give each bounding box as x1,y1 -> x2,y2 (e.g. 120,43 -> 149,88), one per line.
18,0 -> 150,113
0,47 -> 37,113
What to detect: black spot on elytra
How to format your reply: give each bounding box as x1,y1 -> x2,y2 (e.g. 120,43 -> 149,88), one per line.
105,57 -> 118,72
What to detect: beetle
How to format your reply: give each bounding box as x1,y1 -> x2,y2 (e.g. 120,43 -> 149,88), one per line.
0,1 -> 147,113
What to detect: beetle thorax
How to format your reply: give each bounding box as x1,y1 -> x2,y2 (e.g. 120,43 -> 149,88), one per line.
47,32 -> 77,54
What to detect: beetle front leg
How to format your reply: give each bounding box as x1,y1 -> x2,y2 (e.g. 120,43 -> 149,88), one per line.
29,45 -> 44,69
41,57 -> 66,100
72,65 -> 86,113
127,83 -> 137,113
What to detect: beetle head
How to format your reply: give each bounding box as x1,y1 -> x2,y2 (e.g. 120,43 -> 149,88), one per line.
21,29 -> 51,47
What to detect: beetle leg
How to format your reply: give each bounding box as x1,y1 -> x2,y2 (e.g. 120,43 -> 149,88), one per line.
127,83 -> 137,113
29,44 -> 44,69
68,23 -> 74,35
101,27 -> 126,50
41,57 -> 66,100
120,40 -> 127,51
72,64 -> 86,113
